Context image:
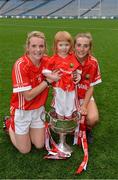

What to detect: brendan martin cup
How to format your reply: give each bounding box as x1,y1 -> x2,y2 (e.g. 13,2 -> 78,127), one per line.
46,109 -> 81,156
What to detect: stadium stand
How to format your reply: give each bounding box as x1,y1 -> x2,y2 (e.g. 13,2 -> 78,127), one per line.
0,0 -> 42,15
45,0 -> 101,17
0,0 -> 24,15
0,0 -> 9,11
23,0 -> 71,16
0,0 -> 118,18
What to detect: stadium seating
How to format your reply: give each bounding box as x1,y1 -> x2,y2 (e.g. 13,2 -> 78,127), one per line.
0,0 -> 118,18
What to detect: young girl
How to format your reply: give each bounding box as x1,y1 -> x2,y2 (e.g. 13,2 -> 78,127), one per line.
43,31 -> 81,120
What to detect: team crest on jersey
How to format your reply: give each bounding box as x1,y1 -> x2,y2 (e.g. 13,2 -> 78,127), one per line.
85,74 -> 90,80
70,63 -> 74,68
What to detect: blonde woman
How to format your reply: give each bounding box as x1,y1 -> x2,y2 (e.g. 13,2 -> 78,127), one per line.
74,32 -> 102,143
4,31 -> 60,153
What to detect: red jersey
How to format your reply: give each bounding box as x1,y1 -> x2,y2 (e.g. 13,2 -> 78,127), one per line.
10,54 -> 49,111
43,53 -> 80,91
76,55 -> 102,99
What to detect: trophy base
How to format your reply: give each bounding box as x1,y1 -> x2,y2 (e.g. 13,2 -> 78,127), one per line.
57,142 -> 73,157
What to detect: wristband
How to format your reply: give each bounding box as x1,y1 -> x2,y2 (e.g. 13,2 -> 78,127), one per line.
44,79 -> 51,87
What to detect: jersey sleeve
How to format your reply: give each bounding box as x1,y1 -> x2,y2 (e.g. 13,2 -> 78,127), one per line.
90,61 -> 102,86
12,60 -> 32,93
42,57 -> 53,77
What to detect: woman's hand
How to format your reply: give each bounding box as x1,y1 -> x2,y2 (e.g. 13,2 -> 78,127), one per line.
73,70 -> 82,84
47,69 -> 62,83
80,105 -> 87,116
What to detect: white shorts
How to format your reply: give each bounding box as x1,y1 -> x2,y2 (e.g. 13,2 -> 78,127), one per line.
80,96 -> 94,105
52,88 -> 76,117
14,106 -> 45,135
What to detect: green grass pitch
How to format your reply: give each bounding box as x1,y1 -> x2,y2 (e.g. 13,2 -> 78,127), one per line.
0,18 -> 118,179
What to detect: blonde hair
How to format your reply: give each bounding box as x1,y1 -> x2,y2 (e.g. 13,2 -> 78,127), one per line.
74,32 -> 93,50
53,31 -> 73,53
25,31 -> 47,53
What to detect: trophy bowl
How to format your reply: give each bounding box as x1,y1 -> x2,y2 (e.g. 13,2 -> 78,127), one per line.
47,109 -> 81,155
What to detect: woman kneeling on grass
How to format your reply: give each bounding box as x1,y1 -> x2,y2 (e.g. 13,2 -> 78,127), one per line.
4,31 -> 60,154
74,32 -> 102,144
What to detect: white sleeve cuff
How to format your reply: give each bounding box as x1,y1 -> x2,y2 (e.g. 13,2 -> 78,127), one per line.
42,69 -> 52,74
90,79 -> 102,86
13,85 -> 32,93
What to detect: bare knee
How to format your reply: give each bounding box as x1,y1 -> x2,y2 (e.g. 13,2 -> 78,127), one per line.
30,128 -> 45,149
18,148 -> 31,154
33,140 -> 44,149
17,145 -> 31,154
87,100 -> 99,128
87,113 -> 99,128
34,143 -> 44,149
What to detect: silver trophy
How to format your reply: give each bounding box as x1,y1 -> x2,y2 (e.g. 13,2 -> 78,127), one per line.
46,109 -> 81,156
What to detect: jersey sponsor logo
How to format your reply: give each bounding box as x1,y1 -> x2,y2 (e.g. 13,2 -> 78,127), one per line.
77,84 -> 88,90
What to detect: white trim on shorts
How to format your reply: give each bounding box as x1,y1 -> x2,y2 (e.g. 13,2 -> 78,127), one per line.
14,106 -> 45,135
80,96 -> 94,105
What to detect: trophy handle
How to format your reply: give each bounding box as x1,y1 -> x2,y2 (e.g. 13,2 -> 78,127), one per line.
42,110 -> 57,123
44,111 -> 50,122
40,110 -> 51,122
77,111 -> 82,120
